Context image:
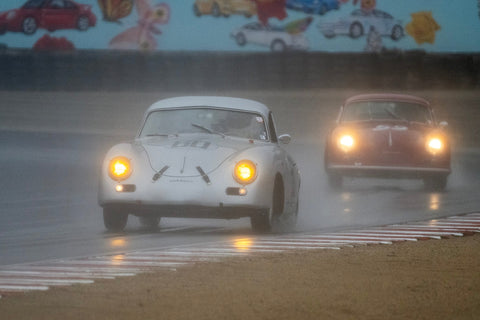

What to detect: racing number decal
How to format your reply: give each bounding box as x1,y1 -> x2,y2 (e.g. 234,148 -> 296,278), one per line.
172,140 -> 211,149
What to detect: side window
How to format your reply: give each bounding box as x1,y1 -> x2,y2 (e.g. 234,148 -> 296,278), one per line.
268,112 -> 278,143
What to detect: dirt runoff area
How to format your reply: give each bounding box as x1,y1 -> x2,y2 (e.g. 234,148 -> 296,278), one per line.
1,234 -> 479,320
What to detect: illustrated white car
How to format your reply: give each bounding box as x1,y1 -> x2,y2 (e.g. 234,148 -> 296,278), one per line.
231,22 -> 309,51
318,9 -> 403,40
98,96 -> 301,233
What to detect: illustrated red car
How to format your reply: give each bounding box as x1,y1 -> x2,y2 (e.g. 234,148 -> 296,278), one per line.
324,93 -> 451,190
0,0 -> 96,35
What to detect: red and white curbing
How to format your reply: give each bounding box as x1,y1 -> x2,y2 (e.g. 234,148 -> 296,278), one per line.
0,213 -> 479,297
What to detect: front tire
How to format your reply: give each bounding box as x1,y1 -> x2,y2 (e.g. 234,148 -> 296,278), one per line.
251,175 -> 284,233
22,17 -> 37,35
235,33 -> 246,46
391,25 -> 403,40
103,208 -> 128,232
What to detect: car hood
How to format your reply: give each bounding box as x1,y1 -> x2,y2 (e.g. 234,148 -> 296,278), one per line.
136,134 -> 258,177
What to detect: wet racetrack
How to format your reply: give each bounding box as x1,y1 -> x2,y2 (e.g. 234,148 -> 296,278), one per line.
1,89 -> 479,266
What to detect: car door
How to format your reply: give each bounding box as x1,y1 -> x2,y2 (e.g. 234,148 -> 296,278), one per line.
42,0 -> 76,30
244,23 -> 266,44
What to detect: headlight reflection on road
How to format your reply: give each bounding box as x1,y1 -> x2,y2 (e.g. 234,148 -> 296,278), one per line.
110,237 -> 127,248
111,254 -> 126,266
341,192 -> 352,213
233,238 -> 254,252
429,194 -> 440,211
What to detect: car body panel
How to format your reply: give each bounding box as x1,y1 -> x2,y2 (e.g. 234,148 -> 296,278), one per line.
325,93 -> 451,181
231,22 -> 309,51
0,0 -> 96,34
194,0 -> 257,17
318,9 -> 403,39
286,0 -> 339,15
98,96 -> 300,225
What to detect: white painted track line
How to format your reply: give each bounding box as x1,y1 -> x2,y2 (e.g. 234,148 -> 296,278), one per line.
1,213 -> 478,296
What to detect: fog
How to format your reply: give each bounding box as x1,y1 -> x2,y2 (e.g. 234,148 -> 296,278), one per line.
0,89 -> 479,265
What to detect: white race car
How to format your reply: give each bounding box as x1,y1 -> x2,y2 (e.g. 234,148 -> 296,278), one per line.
318,9 -> 403,40
231,22 -> 309,52
98,96 -> 301,233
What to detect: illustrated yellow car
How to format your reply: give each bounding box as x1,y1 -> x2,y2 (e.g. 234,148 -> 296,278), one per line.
194,0 -> 257,18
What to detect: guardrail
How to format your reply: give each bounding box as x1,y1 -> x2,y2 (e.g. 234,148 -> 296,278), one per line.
0,49 -> 479,91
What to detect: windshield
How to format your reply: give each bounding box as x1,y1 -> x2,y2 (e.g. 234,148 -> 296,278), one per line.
22,0 -> 46,9
341,101 -> 433,124
139,107 -> 268,141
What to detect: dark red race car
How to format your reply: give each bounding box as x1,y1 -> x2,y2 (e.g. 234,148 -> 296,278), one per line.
324,93 -> 451,190
0,0 -> 96,35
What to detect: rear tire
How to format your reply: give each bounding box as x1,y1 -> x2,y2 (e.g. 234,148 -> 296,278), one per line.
77,16 -> 89,31
349,22 -> 363,38
270,39 -> 286,52
103,208 -> 128,232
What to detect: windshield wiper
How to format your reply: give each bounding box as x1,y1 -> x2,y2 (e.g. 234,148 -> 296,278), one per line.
191,123 -> 225,138
384,108 -> 408,122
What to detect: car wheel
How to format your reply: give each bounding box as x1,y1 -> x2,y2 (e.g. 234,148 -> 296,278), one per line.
139,216 -> 161,229
391,25 -> 403,41
0,25 -> 6,35
270,39 -> 286,52
103,208 -> 128,232
250,175 -> 284,233
423,175 -> 447,191
77,16 -> 89,31
349,22 -> 363,39
327,172 -> 343,190
212,3 -> 221,17
22,17 -> 37,35
193,3 -> 201,16
236,33 -> 246,46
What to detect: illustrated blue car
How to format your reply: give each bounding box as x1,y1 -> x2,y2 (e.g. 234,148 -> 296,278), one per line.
286,0 -> 340,15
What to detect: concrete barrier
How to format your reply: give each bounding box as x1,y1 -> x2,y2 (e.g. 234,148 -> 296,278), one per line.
0,50 -> 479,91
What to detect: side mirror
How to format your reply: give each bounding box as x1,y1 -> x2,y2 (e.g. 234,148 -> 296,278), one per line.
439,121 -> 448,129
278,134 -> 291,145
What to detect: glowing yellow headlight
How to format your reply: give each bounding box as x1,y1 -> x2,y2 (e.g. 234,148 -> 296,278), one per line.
338,134 -> 355,152
108,157 -> 132,181
427,137 -> 443,155
234,160 -> 257,184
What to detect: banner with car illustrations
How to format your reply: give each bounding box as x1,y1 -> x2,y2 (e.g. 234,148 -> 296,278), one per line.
0,0 -> 479,52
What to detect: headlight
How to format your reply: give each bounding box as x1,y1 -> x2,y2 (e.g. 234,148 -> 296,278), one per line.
234,160 -> 257,184
108,157 -> 132,181
337,134 -> 355,152
426,137 -> 444,155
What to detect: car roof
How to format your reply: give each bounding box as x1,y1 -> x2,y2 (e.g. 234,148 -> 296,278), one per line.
344,93 -> 430,107
147,96 -> 271,117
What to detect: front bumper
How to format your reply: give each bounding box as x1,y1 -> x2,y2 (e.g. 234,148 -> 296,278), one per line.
326,164 -> 451,179
98,173 -> 272,219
